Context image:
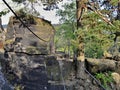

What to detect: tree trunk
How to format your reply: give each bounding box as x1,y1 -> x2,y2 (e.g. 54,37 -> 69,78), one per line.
86,58 -> 116,73
75,0 -> 86,79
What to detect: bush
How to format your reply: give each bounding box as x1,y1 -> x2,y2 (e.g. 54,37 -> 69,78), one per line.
95,72 -> 113,89
85,43 -> 103,58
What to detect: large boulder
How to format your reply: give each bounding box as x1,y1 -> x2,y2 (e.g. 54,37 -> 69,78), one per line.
5,14 -> 55,54
1,13 -> 57,90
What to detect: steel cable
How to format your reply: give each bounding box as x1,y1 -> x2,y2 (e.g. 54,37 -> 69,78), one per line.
85,68 -> 106,90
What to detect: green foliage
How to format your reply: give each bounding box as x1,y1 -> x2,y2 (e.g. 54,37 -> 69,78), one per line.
85,43 -> 103,58
95,72 -> 113,89
55,0 -> 120,58
79,11 -> 117,58
110,0 -> 118,5
55,0 -> 76,54
56,1 -> 76,22
112,20 -> 120,32
0,10 -> 9,17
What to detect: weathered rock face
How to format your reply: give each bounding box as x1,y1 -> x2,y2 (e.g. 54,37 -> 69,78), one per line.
1,14 -> 59,90
1,52 -> 69,90
5,15 -> 55,54
1,51 -> 103,90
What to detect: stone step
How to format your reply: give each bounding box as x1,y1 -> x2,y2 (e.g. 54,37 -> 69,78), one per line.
22,82 -> 49,90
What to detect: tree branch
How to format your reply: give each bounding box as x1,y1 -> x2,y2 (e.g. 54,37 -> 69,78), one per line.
88,2 -> 114,26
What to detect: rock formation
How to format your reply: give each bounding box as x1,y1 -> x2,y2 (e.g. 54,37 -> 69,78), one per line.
1,13 -> 57,89
5,14 -> 55,54
0,12 -> 120,90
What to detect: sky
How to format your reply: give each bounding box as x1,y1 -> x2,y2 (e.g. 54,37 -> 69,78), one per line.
0,0 -> 69,25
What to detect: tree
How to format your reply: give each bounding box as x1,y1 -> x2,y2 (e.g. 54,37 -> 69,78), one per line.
55,1 -> 76,56
76,0 -> 89,79
76,0 -> 120,78
11,0 -> 63,11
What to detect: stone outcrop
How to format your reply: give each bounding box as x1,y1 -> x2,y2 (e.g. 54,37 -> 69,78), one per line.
1,13 -> 58,90
5,14 -> 55,54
